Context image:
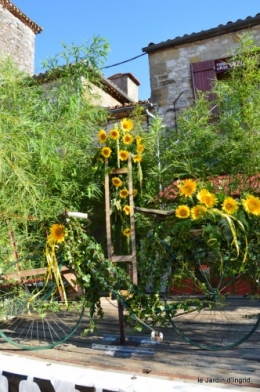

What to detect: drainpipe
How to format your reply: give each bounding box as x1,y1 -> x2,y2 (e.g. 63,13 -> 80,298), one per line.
173,91 -> 184,132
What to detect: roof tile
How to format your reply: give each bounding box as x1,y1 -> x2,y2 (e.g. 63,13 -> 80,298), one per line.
143,13 -> 260,53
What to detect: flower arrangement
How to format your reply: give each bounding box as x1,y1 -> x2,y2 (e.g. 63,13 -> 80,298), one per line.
96,118 -> 145,242
27,223 -> 68,309
177,179 -> 260,218
97,118 -> 144,170
157,178 -> 260,290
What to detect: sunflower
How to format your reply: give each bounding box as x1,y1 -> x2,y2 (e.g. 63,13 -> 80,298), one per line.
191,205 -> 207,220
136,144 -> 144,153
222,197 -> 239,215
123,228 -> 131,236
122,133 -> 134,145
133,154 -> 142,163
109,129 -> 120,140
175,205 -> 190,219
98,129 -> 107,143
121,118 -> 134,132
119,150 -> 129,161
123,205 -> 131,215
112,177 -> 123,187
179,179 -> 197,197
242,195 -> 260,216
197,189 -> 218,208
136,136 -> 142,146
120,188 -> 129,198
101,147 -> 112,159
49,224 -> 65,243
133,189 -> 138,197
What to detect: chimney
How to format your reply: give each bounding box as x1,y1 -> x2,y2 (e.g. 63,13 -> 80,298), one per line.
108,73 -> 140,102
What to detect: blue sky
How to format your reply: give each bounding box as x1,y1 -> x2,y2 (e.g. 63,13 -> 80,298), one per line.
13,1 -> 260,100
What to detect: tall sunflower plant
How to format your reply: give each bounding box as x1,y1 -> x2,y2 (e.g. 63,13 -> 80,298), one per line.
157,178 -> 260,283
97,117 -> 144,170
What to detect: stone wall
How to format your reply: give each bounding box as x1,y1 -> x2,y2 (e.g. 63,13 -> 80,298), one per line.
80,77 -> 122,109
108,73 -> 140,102
0,3 -> 35,74
148,27 -> 260,127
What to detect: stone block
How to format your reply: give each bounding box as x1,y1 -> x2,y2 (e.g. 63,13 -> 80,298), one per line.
151,87 -> 169,104
151,62 -> 167,76
161,78 -> 176,86
160,48 -> 180,62
190,56 -> 202,64
150,76 -> 158,90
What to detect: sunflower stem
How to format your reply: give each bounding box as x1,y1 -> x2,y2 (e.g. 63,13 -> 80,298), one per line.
116,139 -> 120,168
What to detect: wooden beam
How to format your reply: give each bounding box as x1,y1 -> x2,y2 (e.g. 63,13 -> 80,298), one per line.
134,206 -> 175,219
2,266 -> 70,280
110,167 -> 128,174
112,255 -> 135,263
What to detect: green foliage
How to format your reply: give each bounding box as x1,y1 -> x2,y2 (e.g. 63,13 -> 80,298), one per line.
0,37 -> 109,264
159,33 -> 260,182
61,218 -> 132,331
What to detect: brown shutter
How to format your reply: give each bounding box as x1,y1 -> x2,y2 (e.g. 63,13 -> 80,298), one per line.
191,60 -> 216,99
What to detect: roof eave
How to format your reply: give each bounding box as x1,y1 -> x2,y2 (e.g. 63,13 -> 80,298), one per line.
142,15 -> 260,53
101,77 -> 134,104
108,101 -> 154,114
0,0 -> 43,34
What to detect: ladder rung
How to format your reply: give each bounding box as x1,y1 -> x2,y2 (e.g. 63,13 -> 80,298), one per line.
110,168 -> 128,174
112,255 -> 134,263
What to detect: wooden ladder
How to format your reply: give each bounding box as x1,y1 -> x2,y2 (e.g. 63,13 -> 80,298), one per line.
105,156 -> 138,285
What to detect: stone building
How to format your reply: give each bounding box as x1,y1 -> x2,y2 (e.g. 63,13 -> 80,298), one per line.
101,73 -> 153,125
0,1 -> 152,122
142,13 -> 260,127
36,68 -> 153,126
0,0 -> 42,74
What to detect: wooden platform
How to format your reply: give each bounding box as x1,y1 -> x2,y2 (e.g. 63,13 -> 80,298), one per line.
0,297 -> 260,391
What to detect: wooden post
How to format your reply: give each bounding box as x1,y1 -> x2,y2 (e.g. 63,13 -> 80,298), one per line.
128,156 -> 137,285
105,160 -> 113,259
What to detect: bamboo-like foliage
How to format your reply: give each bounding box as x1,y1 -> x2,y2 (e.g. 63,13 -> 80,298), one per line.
0,37 -> 109,266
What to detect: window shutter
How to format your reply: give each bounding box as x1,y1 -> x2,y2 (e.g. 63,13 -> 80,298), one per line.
191,60 -> 216,99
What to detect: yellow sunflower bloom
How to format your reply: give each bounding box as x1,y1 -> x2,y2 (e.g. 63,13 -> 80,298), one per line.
242,195 -> 260,216
112,177 -> 123,187
119,150 -> 129,161
109,129 -> 120,140
98,129 -> 107,143
179,179 -> 197,197
121,118 -> 134,132
101,147 -> 112,159
137,144 -> 144,153
197,189 -> 218,208
133,154 -> 142,163
123,228 -> 131,236
122,133 -> 134,145
120,188 -> 129,198
136,136 -> 142,146
123,205 -> 131,215
175,205 -> 190,219
191,205 -> 207,220
49,224 -> 65,243
133,189 -> 138,197
222,197 -> 239,215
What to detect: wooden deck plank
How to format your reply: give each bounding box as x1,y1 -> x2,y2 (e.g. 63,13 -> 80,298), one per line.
0,298 -> 260,390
